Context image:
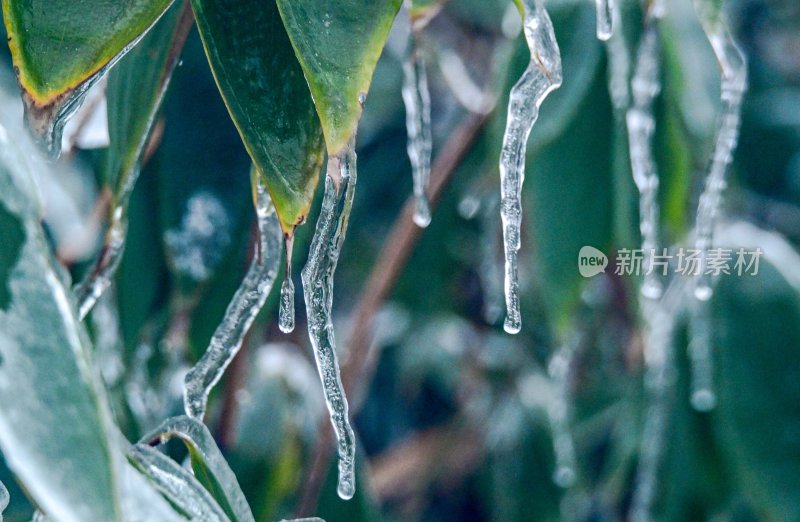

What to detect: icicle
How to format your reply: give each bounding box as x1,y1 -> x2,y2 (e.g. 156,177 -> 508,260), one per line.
402,30 -> 433,228
279,235 -> 296,333
605,5 -> 631,115
687,6 -> 746,411
595,0 -> 615,41
479,194 -> 505,324
693,14 -> 747,300
631,279 -> 686,522
625,1 -> 664,300
183,174 -> 282,419
0,480 -> 8,522
300,142 -> 358,500
547,337 -> 579,488
499,0 -> 563,334
75,207 -> 127,319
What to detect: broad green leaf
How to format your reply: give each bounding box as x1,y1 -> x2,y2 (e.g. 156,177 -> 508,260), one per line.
0,100 -> 119,521
105,0 -> 193,201
143,416 -> 255,522
711,224 -> 800,521
2,0 -> 173,152
276,0 -> 402,154
191,0 -> 325,234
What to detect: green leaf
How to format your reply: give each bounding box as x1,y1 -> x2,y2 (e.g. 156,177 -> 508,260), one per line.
0,103 -> 119,521
2,0 -> 173,152
276,0 -> 402,154
143,416 -> 255,522
191,0 -> 325,234
105,0 -> 193,202
711,225 -> 800,521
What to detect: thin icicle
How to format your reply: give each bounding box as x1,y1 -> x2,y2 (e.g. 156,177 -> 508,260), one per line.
479,194 -> 505,324
605,5 -> 631,115
75,207 -> 127,319
499,0 -> 562,334
595,0 -> 615,41
630,279 -> 686,522
301,142 -> 358,500
693,16 -> 747,300
279,235 -> 296,333
625,1 -> 664,300
402,30 -> 433,227
547,336 -> 580,488
688,6 -> 746,410
183,174 -> 282,419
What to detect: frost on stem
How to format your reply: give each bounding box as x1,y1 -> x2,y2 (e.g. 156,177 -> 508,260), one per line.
279,235 -> 296,334
499,0 -> 562,334
301,143 -> 358,500
402,30 -> 433,228
183,174 -> 282,420
625,1 -> 664,300
689,1 -> 747,410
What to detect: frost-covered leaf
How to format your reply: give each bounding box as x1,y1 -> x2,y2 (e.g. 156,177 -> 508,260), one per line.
0,105 -> 119,521
711,224 -> 800,521
143,416 -> 255,522
276,0 -> 402,154
191,0 -> 325,234
1,0 -> 173,152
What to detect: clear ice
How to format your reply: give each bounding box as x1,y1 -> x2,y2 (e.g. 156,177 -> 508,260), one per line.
183,175 -> 282,419
625,3 -> 664,300
595,0 -> 615,41
300,143 -> 358,500
499,0 -> 562,334
689,0 -> 747,410
75,209 -> 127,319
0,480 -> 8,522
279,236 -> 296,334
547,338 -> 579,488
402,31 -> 433,227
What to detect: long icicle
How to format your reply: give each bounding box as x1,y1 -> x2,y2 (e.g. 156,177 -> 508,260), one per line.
301,142 -> 358,501
625,0 -> 664,300
605,4 -> 631,116
547,335 -> 580,488
279,235 -> 296,333
402,28 -> 433,228
183,172 -> 282,419
499,0 -> 562,334
689,4 -> 747,410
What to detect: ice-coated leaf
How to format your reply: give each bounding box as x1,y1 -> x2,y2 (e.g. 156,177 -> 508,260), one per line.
276,0 -> 402,154
128,444 -> 230,521
142,416 -> 255,522
191,0 -> 325,234
1,0 -> 173,153
0,102 -> 119,521
75,0 -> 194,319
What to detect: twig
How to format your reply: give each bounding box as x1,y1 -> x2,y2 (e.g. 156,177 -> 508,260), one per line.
293,109 -> 491,516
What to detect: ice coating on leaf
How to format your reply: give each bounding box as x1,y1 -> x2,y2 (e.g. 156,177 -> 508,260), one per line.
128,444 -> 230,522
183,176 -> 282,420
689,1 -> 747,410
142,416 -> 255,522
499,0 -> 562,334
595,0 -> 614,41
402,31 -> 433,227
625,5 -> 664,300
279,236 -> 296,334
301,143 -> 358,500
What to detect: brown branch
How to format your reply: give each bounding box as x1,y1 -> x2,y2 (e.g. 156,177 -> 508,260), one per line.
293,109 -> 491,517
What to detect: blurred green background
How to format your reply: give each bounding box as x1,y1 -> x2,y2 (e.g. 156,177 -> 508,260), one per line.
1,0 -> 800,520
